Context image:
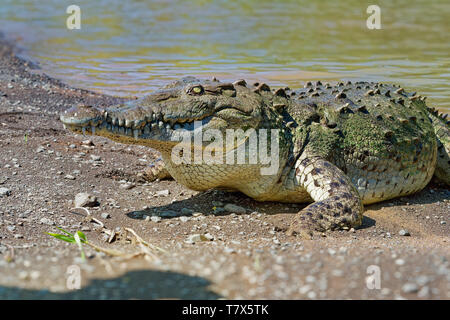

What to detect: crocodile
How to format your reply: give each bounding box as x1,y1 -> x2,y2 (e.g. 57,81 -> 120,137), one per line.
60,77 -> 450,238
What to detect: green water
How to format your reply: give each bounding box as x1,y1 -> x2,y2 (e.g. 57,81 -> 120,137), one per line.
1,0 -> 449,112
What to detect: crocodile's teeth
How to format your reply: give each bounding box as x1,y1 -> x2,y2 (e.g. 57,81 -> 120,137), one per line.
133,129 -> 139,140
166,124 -> 171,130
118,119 -> 124,127
152,123 -> 158,130
125,119 -> 133,128
91,126 -> 96,135
158,121 -> 164,129
63,124 -> 66,130
82,127 -> 86,135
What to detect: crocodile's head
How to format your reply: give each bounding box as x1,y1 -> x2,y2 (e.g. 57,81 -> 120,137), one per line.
61,77 -> 291,191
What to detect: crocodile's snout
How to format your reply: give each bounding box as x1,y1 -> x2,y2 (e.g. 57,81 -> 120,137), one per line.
60,105 -> 104,127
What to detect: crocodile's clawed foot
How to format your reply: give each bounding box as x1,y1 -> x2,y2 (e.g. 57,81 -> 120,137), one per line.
141,158 -> 172,182
286,219 -> 323,240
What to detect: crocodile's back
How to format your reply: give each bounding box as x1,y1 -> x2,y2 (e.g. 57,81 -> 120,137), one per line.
291,81 -> 437,204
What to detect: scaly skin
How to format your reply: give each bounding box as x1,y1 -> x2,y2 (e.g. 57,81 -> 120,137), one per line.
60,77 -> 450,238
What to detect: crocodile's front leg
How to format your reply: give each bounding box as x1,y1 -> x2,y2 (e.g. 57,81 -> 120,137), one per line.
142,157 -> 172,181
287,157 -> 364,239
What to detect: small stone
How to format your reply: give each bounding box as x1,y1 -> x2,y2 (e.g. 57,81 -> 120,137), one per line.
7,225 -> 16,232
0,187 -> 11,197
101,212 -> 110,219
398,229 -> 410,236
74,192 -> 98,208
402,283 -> 419,293
119,183 -> 135,190
35,146 -> 45,153
64,174 -> 76,180
179,216 -> 190,222
417,286 -> 430,298
440,221 -> 446,225
82,140 -> 94,146
349,228 -> 355,233
224,247 -> 236,254
395,258 -> 405,266
224,203 -> 247,214
14,234 -> 24,239
90,155 -> 101,161
186,234 -> 208,243
69,144 -> 76,149
151,216 -> 162,223
204,233 -> 214,241
155,189 -> 169,197
40,218 -> 55,226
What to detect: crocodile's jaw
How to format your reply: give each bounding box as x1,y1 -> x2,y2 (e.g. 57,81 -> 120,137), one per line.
60,104 -> 211,153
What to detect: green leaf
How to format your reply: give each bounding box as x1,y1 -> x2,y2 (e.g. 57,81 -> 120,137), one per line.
46,232 -> 76,243
76,230 -> 87,243
56,226 -> 74,237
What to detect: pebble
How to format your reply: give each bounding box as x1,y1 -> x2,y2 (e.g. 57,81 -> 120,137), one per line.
119,182 -> 135,190
40,218 -> 55,226
440,221 -> 446,225
151,216 -> 162,223
186,234 -> 209,243
417,286 -> 430,298
64,174 -> 76,180
35,146 -> 45,153
90,155 -> 101,161
402,283 -> 419,293
395,258 -> 405,266
224,203 -> 247,214
155,189 -> 169,197
203,233 -> 214,241
82,140 -> 94,146
179,216 -> 190,223
101,212 -> 110,219
74,193 -> 98,208
398,229 -> 410,236
0,187 -> 11,197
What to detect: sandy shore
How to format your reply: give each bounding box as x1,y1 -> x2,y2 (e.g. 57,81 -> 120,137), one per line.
0,34 -> 449,300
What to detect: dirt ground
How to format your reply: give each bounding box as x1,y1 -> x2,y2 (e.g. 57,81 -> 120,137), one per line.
0,35 -> 449,300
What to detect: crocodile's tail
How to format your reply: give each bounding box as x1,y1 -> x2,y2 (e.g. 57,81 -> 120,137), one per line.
428,106 -> 450,185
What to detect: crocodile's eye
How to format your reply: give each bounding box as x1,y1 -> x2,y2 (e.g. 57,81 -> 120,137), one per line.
187,85 -> 204,95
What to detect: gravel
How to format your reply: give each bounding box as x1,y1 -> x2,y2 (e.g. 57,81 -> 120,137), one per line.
398,229 -> 411,236
0,187 -> 11,197
74,192 -> 98,208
